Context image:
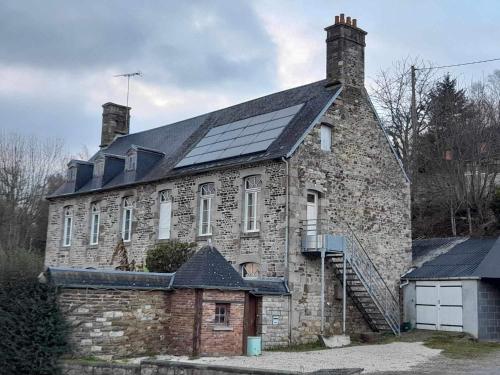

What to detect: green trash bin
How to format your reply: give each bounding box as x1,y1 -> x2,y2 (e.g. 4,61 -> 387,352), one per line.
247,336 -> 262,356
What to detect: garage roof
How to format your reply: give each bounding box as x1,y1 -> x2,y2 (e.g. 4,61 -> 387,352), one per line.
405,237 -> 500,280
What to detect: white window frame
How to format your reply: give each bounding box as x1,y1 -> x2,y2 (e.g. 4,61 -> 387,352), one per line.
199,183 -> 215,236
158,190 -> 172,240
93,160 -> 104,177
320,124 -> 332,151
90,203 -> 100,245
63,206 -> 73,247
121,197 -> 133,242
125,154 -> 136,171
243,176 -> 261,233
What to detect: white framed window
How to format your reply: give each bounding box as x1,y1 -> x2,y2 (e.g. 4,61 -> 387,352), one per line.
62,206 -> 73,247
158,190 -> 172,240
90,203 -> 100,245
125,154 -> 136,171
93,160 -> 104,177
243,176 -> 261,232
199,183 -> 215,236
241,262 -> 260,278
320,124 -> 332,151
121,197 -> 133,242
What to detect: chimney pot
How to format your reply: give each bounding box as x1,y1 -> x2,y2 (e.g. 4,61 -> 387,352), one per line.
335,15 -> 339,24
340,13 -> 345,23
352,19 -> 357,28
346,16 -> 351,25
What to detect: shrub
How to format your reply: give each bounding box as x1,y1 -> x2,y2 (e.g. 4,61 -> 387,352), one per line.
145,240 -> 196,273
0,249 -> 69,375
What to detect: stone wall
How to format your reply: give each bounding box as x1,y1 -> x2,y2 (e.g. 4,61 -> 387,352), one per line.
478,279 -> 500,341
58,288 -> 169,359
45,162 -> 287,279
287,85 -> 411,342
259,295 -> 290,349
61,360 -> 363,375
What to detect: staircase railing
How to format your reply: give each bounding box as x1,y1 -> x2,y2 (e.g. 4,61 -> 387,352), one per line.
300,220 -> 401,335
343,224 -> 400,335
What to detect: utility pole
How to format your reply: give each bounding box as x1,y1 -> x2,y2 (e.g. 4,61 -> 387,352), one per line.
410,65 -> 418,180
114,71 -> 142,126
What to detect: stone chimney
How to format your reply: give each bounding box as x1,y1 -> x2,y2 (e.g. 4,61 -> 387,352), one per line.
325,14 -> 367,88
100,102 -> 130,148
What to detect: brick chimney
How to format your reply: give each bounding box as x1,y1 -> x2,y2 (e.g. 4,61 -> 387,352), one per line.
100,102 -> 130,148
325,14 -> 367,88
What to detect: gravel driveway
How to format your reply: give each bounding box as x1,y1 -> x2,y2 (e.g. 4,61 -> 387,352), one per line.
157,342 -> 442,373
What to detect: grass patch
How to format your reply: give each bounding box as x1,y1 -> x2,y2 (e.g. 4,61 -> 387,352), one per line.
267,340 -> 326,352
423,331 -> 500,359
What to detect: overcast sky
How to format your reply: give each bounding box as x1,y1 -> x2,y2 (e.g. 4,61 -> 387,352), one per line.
1,0 -> 499,155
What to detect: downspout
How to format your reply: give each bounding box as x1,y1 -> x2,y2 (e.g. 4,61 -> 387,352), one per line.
281,156 -> 292,344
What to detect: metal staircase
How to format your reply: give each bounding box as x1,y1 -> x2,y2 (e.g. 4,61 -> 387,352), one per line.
301,220 -> 400,335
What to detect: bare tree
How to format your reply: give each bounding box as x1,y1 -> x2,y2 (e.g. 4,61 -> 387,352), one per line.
0,132 -> 64,252
371,57 -> 436,177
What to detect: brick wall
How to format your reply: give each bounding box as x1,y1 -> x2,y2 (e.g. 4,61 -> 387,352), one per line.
199,290 -> 246,356
166,289 -> 197,356
478,279 -> 500,341
58,288 -> 169,359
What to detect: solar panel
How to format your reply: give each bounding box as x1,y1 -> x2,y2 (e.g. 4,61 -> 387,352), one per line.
175,103 -> 304,168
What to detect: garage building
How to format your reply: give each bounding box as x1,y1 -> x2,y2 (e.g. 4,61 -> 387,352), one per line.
403,237 -> 500,341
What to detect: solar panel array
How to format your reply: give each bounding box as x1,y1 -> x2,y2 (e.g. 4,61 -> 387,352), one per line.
175,103 -> 304,168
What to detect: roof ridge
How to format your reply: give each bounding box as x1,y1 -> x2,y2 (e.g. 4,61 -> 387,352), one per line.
116,80 -> 327,140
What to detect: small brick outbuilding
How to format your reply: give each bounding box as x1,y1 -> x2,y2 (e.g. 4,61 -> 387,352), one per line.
45,246 -> 289,359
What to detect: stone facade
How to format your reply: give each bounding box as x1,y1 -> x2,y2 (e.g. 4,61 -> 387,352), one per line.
258,296 -> 290,349
58,288 -> 169,359
59,287 -> 247,359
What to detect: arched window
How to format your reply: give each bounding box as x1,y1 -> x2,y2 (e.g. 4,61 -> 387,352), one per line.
199,183 -> 215,236
121,197 -> 133,242
62,206 -> 73,247
158,190 -> 172,240
243,176 -> 262,232
90,203 -> 100,245
241,262 -> 260,278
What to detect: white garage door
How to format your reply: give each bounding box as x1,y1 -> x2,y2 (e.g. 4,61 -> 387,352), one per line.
416,281 -> 463,332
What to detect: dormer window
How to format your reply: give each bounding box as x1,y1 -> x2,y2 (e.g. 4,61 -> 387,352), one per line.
67,166 -> 77,182
125,154 -> 136,171
93,160 -> 104,177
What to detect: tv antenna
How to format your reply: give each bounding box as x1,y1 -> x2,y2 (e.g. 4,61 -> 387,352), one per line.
114,71 -> 142,108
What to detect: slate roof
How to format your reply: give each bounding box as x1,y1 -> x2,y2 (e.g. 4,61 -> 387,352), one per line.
245,278 -> 290,296
405,237 -> 500,280
172,245 -> 248,290
45,267 -> 174,290
50,81 -> 341,198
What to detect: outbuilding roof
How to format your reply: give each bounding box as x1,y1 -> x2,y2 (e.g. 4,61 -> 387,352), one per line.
405,237 -> 500,280
50,81 -> 341,198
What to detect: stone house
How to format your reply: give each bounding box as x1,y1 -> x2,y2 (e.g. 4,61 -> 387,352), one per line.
45,14 -> 411,353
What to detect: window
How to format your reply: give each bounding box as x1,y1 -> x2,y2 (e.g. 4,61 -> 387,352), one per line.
62,206 -> 73,247
90,203 -> 100,245
199,183 -> 215,236
125,154 -> 136,171
121,197 -> 133,242
158,190 -> 172,240
243,176 -> 261,232
67,166 -> 77,181
214,303 -> 230,326
320,124 -> 332,151
241,262 -> 260,278
93,160 -> 104,177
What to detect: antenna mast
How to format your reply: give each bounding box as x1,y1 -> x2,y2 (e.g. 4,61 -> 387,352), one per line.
114,71 -> 142,125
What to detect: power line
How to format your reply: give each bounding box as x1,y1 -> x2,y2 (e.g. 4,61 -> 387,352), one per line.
416,58 -> 500,71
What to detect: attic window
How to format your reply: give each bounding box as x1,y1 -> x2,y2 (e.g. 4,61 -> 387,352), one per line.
125,154 -> 136,171
67,166 -> 77,182
93,161 -> 104,177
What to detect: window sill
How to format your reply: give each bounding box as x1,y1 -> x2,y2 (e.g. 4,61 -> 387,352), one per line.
240,231 -> 261,239
196,234 -> 212,241
213,325 -> 233,332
